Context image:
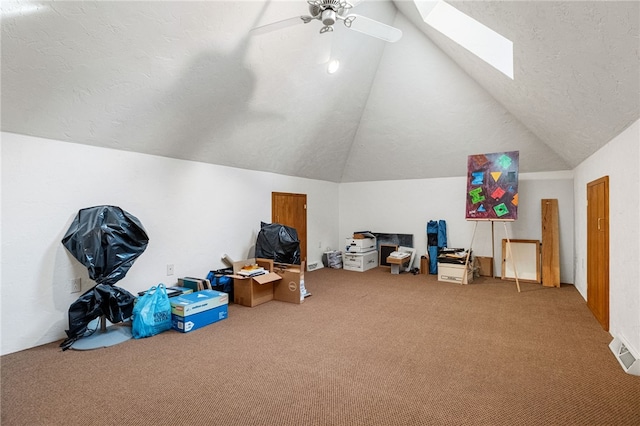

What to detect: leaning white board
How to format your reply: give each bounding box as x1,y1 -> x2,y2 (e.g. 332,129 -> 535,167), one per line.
398,246 -> 416,272
501,239 -> 540,283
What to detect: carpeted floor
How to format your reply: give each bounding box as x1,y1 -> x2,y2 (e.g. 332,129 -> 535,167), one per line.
2,267 -> 639,425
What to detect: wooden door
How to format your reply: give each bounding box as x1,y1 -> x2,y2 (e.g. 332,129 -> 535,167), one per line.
587,176 -> 609,331
272,192 -> 307,264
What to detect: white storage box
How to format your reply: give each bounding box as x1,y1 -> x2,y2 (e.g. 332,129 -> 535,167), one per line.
345,237 -> 377,253
343,251 -> 379,272
438,262 -> 473,284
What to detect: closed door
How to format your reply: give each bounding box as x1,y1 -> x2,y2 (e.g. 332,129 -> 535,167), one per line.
272,192 -> 307,264
586,176 -> 609,331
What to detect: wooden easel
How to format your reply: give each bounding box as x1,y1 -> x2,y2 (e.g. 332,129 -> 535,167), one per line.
463,220 -> 521,292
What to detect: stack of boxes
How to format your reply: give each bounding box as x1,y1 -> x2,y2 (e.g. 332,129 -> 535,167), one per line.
437,262 -> 474,284
343,233 -> 379,272
437,248 -> 473,284
170,289 -> 229,333
167,256 -> 308,332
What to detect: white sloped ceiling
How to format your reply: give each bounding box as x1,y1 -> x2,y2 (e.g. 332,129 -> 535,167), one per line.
393,0 -> 640,169
1,1 -> 638,182
342,10 -> 569,182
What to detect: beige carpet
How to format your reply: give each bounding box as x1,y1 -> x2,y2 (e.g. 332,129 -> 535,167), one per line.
2,267 -> 639,425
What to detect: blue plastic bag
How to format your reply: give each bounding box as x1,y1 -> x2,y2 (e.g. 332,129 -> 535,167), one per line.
132,284 -> 172,339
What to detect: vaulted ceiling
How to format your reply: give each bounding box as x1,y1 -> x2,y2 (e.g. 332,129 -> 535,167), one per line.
2,1 -> 638,182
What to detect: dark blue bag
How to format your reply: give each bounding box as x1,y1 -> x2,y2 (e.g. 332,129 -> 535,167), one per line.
132,284 -> 172,339
206,269 -> 234,301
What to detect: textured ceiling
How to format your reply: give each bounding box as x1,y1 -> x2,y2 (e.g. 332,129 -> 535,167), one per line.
2,1 -> 638,182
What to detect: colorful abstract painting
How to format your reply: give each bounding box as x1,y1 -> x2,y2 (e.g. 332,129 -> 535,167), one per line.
466,151 -> 519,221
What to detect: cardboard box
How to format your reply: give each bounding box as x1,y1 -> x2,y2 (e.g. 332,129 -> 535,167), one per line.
273,262 -> 306,304
475,256 -> 494,277
353,232 -> 375,239
171,304 -> 228,333
232,258 -> 281,307
170,290 -> 229,317
343,251 -> 378,272
420,256 -> 428,274
438,262 -> 473,284
345,237 -> 377,253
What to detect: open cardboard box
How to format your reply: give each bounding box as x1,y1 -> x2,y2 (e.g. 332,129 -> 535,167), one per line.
231,258 -> 306,307
231,258 -> 280,307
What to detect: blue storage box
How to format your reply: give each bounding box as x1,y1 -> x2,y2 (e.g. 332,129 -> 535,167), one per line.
171,304 -> 228,333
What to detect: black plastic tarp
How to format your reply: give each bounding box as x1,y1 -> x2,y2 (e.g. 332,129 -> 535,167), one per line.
255,222 -> 300,264
60,284 -> 136,350
61,205 -> 149,286
60,205 -> 149,350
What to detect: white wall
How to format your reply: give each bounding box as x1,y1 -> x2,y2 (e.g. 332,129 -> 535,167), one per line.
573,119 -> 640,357
1,132 -> 340,355
338,171 -> 574,283
7,124 -> 637,358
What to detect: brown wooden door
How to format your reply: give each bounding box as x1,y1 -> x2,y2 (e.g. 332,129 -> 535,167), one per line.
272,192 -> 307,265
587,176 -> 609,331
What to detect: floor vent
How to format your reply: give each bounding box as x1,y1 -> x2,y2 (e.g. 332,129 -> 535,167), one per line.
609,335 -> 640,376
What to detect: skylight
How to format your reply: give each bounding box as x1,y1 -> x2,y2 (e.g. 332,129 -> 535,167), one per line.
0,2 -> 48,19
414,1 -> 514,79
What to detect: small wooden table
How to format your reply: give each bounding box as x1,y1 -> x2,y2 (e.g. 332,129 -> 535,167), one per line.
386,255 -> 411,274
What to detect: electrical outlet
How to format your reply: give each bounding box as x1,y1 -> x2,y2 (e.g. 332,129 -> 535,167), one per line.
71,278 -> 81,293
167,264 -> 174,276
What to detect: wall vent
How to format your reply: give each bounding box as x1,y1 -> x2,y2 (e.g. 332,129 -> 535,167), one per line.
307,262 -> 323,271
609,335 -> 640,376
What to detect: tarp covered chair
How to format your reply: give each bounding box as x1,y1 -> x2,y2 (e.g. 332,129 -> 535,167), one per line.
60,205 -> 149,350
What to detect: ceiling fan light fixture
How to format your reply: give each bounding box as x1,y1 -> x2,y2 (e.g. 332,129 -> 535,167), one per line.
321,9 -> 337,26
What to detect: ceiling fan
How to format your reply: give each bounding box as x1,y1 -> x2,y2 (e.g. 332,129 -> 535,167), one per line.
251,0 -> 403,43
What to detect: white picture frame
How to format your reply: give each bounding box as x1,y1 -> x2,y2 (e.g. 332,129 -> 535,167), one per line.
398,246 -> 417,272
501,239 -> 540,283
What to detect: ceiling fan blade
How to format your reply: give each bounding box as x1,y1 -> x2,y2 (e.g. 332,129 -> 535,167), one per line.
343,14 -> 402,42
250,16 -> 308,36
